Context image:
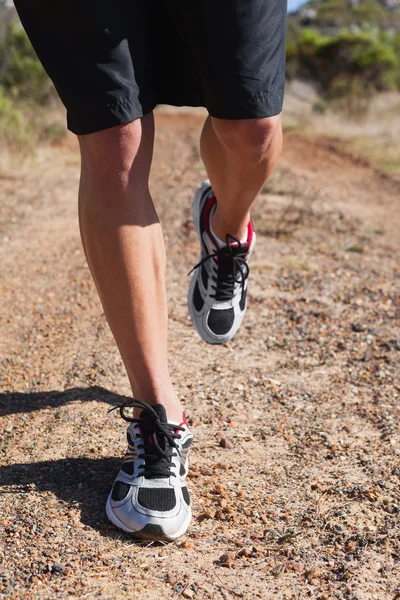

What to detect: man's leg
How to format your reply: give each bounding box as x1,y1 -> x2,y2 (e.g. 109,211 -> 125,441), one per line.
78,115 -> 182,421
79,117 -> 193,540
187,115 -> 282,344
200,115 -> 283,241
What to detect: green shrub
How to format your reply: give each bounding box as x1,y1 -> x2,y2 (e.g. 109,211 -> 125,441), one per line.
0,20 -> 53,103
295,27 -> 399,96
286,19 -> 301,80
312,100 -> 327,114
0,85 -> 34,150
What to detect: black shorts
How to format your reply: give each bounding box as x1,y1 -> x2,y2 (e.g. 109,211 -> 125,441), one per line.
14,0 -> 287,135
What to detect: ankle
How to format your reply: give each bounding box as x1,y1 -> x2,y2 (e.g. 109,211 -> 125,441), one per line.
159,400 -> 186,423
210,206 -> 249,243
130,388 -> 185,422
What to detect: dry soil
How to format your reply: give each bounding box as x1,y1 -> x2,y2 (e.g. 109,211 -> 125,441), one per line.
1,110 -> 399,599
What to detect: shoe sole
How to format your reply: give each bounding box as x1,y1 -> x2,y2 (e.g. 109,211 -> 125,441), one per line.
106,495 -> 192,542
188,181 -> 245,345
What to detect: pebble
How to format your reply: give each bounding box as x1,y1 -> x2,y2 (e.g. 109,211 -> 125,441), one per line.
219,438 -> 233,449
305,567 -> 321,580
218,552 -> 236,569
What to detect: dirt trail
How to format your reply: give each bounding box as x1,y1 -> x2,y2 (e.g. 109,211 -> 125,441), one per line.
1,112 -> 399,600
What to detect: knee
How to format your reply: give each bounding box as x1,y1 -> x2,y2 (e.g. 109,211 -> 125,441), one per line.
78,118 -> 152,188
211,114 -> 282,164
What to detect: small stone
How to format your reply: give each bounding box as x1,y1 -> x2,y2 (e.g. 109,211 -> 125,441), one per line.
216,463 -> 229,470
180,541 -> 195,549
167,573 -> 178,586
218,551 -> 236,568
198,510 -> 215,522
305,567 -> 321,580
51,563 -> 65,574
346,541 -> 357,553
219,438 -> 233,449
214,483 -> 227,494
182,588 -> 195,598
237,548 -> 252,558
289,562 -> 304,573
351,323 -> 365,332
188,470 -> 200,479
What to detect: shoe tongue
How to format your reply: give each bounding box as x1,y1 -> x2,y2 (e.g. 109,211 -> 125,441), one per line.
229,242 -> 249,256
139,403 -> 168,423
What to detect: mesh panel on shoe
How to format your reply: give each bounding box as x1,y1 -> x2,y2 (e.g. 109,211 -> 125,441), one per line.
207,308 -> 234,335
121,461 -> 134,476
111,481 -> 131,501
182,487 -> 190,506
137,488 -> 176,511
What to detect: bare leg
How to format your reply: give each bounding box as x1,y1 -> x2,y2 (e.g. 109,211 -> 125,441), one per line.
78,115 -> 183,421
200,115 -> 283,240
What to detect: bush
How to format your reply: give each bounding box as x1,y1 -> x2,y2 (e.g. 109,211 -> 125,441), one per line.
286,19 -> 302,81
0,85 -> 34,150
0,20 -> 53,103
293,26 -> 399,97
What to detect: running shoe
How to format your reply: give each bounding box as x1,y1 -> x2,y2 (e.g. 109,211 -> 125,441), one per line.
106,399 -> 193,541
188,180 -> 256,344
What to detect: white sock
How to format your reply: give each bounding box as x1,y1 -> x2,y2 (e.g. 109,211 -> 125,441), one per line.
209,205 -> 248,248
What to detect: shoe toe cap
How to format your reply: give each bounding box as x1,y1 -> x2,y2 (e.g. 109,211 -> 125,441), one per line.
207,308 -> 235,336
108,484 -> 190,540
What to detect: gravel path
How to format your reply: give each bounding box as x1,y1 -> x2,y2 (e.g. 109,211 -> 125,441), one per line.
1,111 -> 399,599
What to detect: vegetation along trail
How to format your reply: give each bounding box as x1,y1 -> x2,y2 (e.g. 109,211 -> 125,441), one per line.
0,110 -> 399,599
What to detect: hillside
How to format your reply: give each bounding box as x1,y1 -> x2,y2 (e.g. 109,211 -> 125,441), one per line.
286,0 -> 400,99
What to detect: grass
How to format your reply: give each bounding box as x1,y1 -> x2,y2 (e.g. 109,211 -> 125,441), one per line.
0,93 -> 67,175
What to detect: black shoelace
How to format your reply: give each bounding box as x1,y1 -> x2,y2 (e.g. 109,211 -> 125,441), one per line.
109,399 -> 184,479
189,234 -> 250,302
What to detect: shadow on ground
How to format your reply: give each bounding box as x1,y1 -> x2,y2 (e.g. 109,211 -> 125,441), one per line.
0,456 -> 140,540
0,386 -> 129,417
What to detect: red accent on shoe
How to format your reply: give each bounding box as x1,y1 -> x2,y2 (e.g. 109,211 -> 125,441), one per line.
227,220 -> 253,251
176,413 -> 190,433
246,219 -> 254,248
204,196 -> 254,252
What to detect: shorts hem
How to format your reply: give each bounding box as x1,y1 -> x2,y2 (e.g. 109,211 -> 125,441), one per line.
206,88 -> 285,120
66,88 -> 285,135
66,96 -> 157,136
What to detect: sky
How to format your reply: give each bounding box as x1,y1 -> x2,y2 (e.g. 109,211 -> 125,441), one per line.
288,0 -> 308,12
